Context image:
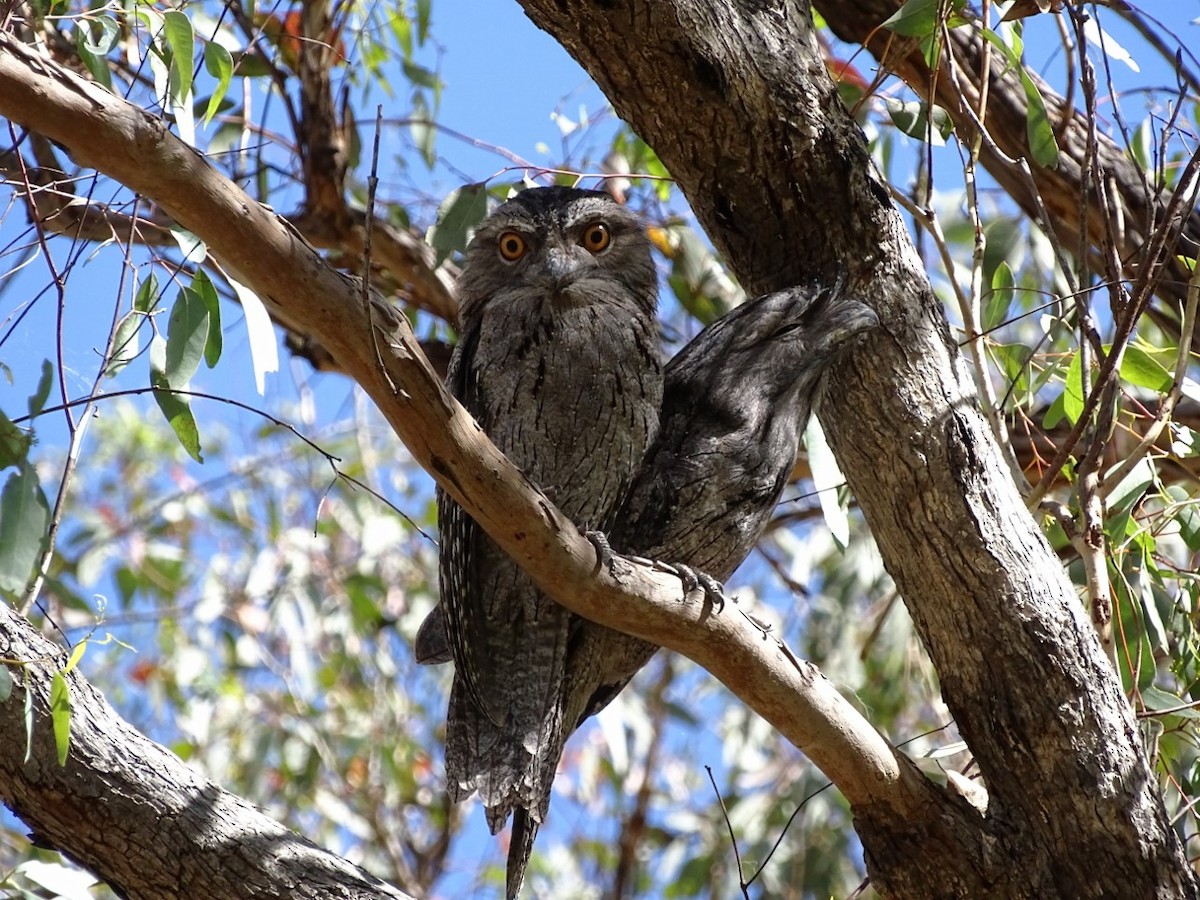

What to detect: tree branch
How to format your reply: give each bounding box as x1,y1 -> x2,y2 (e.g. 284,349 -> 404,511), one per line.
0,604 -> 416,900
817,0 -> 1200,326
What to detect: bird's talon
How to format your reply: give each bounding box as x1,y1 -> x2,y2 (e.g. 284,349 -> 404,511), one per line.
672,563 -> 700,595
585,530 -> 617,574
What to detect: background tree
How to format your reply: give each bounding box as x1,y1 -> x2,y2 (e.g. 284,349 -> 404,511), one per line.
1,1 -> 1198,897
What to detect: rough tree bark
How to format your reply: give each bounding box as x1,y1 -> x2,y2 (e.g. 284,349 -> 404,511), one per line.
0,0 -> 1195,897
514,1 -> 1195,897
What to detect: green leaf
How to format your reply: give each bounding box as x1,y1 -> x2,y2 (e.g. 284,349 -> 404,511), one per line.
1130,118 -> 1153,171
1042,386 -> 1066,430
882,0 -> 940,37
1106,457 -> 1155,517
884,98 -> 953,144
1019,69 -> 1059,168
992,342 -> 1031,400
106,312 -> 142,379
415,0 -> 431,44
1177,500 -> 1200,552
49,671 -> 71,766
0,410 -> 33,470
134,272 -> 160,313
233,51 -> 275,78
1120,345 -> 1172,393
163,10 -> 195,105
1061,349 -> 1085,426
988,16 -> 1020,62
164,287 -> 211,388
1142,686 -> 1200,720
410,93 -> 437,169
191,270 -> 223,368
74,17 -> 117,90
391,13 -> 413,58
150,335 -> 203,463
982,261 -> 1015,331
170,225 -> 208,265
427,183 -> 488,267
980,27 -> 1059,168
402,60 -> 439,90
1112,575 -> 1156,693
61,641 -> 87,675
0,465 -> 51,593
0,666 -> 11,703
27,360 -> 53,419
982,218 -> 1021,285
202,41 -> 234,126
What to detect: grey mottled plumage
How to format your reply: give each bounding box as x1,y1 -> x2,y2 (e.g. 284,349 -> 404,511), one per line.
437,186 -> 661,899
569,278 -> 879,721
420,279 -> 877,700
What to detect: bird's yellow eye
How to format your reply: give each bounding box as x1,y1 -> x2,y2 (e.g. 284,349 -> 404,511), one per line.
580,223 -> 612,254
497,232 -> 528,262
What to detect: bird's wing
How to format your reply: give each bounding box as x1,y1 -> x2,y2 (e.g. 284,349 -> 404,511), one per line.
437,319 -> 501,722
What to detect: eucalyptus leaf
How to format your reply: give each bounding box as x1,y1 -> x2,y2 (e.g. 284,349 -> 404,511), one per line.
164,287 -> 211,388
150,335 -> 203,462
427,183 -> 488,266
163,10 -> 195,105
1120,346 -> 1172,393
202,41 -> 234,125
50,671 -> 71,766
0,464 -> 50,593
28,360 -> 53,419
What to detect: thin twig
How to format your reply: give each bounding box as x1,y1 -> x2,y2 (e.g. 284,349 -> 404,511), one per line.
705,765 -> 749,899
746,779 -> 836,889
12,385 -> 436,544
940,36 -> 1029,487
363,103 -> 395,392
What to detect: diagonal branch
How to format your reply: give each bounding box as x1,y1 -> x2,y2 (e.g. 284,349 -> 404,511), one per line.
818,0 -> 1200,326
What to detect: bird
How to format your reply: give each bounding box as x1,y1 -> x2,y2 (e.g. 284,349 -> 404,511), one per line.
421,277 -> 877,718
436,185 -> 662,899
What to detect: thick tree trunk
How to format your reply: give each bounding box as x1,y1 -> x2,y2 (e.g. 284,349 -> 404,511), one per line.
516,1 -> 1194,897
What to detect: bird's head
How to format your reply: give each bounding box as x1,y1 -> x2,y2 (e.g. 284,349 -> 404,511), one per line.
457,186 -> 657,321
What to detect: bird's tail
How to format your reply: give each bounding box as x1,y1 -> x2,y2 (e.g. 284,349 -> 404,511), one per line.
444,672 -> 568,894
506,808 -> 540,900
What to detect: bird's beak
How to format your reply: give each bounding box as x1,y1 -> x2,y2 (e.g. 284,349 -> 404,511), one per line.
543,246 -> 581,286
814,300 -> 879,356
